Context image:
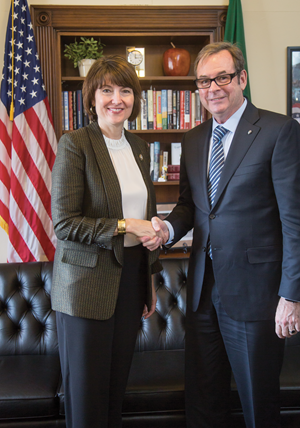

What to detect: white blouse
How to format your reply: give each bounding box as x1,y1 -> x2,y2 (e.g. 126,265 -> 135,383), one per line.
103,130 -> 148,247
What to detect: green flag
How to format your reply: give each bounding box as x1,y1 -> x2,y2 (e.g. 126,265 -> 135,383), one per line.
224,0 -> 251,101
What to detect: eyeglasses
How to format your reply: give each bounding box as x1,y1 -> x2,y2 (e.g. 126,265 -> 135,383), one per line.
194,72 -> 239,89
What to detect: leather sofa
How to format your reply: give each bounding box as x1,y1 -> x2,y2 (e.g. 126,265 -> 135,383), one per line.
0,260 -> 299,428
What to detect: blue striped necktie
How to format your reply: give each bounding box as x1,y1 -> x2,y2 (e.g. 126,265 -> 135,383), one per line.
207,125 -> 228,258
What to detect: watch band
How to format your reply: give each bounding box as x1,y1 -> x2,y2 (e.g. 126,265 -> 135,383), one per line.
117,219 -> 126,235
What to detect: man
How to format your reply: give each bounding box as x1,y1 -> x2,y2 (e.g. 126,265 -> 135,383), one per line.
142,42 -> 300,427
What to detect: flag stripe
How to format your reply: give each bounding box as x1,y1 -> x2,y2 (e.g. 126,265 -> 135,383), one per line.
26,102 -> 56,170
12,120 -> 52,217
8,210 -> 35,262
11,145 -> 56,245
10,169 -> 55,259
0,160 -> 10,193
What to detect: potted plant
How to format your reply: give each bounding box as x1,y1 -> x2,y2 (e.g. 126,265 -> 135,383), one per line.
64,36 -> 105,76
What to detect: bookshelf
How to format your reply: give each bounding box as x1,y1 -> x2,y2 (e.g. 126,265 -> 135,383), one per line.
31,5 -> 227,208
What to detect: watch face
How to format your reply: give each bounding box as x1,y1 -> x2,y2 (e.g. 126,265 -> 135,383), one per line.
128,50 -> 143,66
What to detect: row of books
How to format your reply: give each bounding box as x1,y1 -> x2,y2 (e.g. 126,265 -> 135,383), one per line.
150,141 -> 181,182
62,90 -> 90,131
62,88 -> 206,132
126,88 -> 206,131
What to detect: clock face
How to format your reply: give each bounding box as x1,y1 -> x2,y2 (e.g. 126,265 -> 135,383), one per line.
128,50 -> 143,66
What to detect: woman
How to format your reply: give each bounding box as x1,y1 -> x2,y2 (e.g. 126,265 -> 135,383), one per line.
51,55 -> 162,428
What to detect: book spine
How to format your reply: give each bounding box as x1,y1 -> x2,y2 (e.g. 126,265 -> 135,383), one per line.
153,88 -> 157,130
176,90 -> 180,129
180,91 -> 185,130
68,91 -> 73,131
150,142 -> 154,180
147,88 -> 153,129
184,90 -> 190,129
191,92 -> 195,129
172,90 -> 177,130
161,89 -> 168,130
76,90 -> 83,128
167,89 -> 173,129
195,90 -> 201,126
63,91 -> 69,131
141,90 -> 148,130
153,141 -> 160,181
61,92 -> 65,131
156,91 -> 162,130
171,142 -> 182,165
72,91 -> 77,130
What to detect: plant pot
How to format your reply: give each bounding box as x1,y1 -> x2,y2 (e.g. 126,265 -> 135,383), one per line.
78,59 -> 96,77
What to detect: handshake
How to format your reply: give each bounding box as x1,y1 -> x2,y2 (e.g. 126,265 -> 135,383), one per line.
126,217 -> 170,251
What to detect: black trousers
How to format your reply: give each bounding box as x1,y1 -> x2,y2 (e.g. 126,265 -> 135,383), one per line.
185,256 -> 285,428
56,245 -> 147,428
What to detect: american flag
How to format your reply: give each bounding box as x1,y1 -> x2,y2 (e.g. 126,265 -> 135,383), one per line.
0,0 -> 57,262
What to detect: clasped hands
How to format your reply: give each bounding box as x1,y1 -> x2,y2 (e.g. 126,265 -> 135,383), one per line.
127,217 -> 169,251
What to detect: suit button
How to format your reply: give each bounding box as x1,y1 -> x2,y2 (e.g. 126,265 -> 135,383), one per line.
209,214 -> 216,220
202,247 -> 206,252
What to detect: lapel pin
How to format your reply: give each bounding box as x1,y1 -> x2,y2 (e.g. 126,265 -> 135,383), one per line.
139,154 -> 143,161
248,130 -> 253,135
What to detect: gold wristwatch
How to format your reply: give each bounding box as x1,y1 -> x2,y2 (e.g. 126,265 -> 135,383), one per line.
117,219 -> 126,235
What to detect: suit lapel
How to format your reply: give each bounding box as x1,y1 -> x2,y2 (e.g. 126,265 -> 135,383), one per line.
197,119 -> 213,210
86,121 -> 123,219
86,122 -> 124,265
212,103 -> 261,209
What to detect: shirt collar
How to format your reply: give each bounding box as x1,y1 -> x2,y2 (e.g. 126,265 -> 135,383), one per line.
212,98 -> 248,135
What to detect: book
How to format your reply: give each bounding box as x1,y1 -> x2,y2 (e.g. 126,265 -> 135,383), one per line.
147,88 -> 153,129
72,91 -> 77,130
153,88 -> 157,130
171,142 -> 182,165
141,90 -> 147,130
153,141 -> 160,181
172,90 -> 177,130
195,90 -> 201,126
68,91 -> 73,130
184,90 -> 191,129
191,92 -> 195,129
156,91 -> 162,130
161,89 -> 168,130
167,89 -> 173,129
76,90 -> 83,128
180,91 -> 185,130
150,142 -> 154,180
63,91 -> 69,131
61,93 -> 65,131
176,90 -> 180,129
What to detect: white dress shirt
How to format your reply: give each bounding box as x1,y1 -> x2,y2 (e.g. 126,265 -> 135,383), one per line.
104,130 -> 147,247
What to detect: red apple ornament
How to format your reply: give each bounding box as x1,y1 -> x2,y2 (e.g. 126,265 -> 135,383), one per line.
163,43 -> 191,76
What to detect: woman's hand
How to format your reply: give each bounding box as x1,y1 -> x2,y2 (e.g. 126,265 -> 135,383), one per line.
125,218 -> 158,240
142,280 -> 157,319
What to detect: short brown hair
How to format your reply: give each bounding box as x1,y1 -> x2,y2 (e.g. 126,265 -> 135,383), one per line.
194,42 -> 245,77
82,55 -> 142,122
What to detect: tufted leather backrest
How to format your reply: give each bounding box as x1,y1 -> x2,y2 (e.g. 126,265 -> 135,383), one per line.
135,258 -> 188,352
0,259 -> 188,357
0,262 -> 58,356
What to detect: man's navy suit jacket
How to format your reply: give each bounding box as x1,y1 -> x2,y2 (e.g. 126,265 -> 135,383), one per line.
167,101 -> 300,321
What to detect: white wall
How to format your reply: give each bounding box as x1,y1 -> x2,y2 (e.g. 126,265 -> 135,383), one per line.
0,0 -> 300,262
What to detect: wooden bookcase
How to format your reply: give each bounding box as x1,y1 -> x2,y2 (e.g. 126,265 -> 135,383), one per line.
31,5 -> 227,209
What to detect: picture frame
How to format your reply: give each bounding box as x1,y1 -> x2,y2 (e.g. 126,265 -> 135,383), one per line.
287,47 -> 300,123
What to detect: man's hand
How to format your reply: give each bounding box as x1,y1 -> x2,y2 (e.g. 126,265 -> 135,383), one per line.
139,216 -> 170,251
275,297 -> 300,339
